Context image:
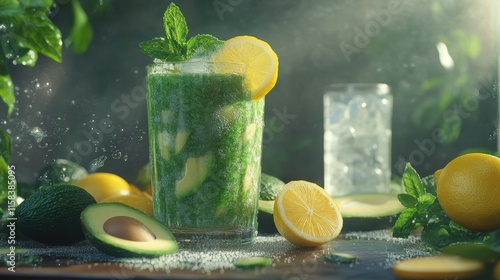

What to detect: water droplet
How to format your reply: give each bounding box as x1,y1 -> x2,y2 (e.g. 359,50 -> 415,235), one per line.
90,155 -> 107,172
112,151 -> 122,159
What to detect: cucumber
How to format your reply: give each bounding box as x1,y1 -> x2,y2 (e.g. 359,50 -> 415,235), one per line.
234,256 -> 273,268
323,253 -> 357,264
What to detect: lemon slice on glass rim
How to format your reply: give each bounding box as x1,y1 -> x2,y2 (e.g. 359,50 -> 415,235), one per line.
213,35 -> 279,100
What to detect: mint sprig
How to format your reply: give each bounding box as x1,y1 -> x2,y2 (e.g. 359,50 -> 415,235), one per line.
393,162 -> 488,248
139,3 -> 223,61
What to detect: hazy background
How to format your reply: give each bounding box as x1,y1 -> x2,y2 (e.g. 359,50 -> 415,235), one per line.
2,0 -> 499,186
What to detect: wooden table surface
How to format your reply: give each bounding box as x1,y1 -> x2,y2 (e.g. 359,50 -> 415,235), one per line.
1,229 -> 434,280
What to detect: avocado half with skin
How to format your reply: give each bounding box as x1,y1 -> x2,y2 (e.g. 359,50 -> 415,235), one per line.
258,199 -> 277,234
335,193 -> 405,231
81,203 -> 178,257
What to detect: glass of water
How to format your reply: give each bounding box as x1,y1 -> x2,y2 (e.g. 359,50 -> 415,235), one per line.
323,83 -> 392,196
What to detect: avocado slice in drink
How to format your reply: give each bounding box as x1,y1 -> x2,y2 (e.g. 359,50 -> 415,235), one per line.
176,152 -> 214,198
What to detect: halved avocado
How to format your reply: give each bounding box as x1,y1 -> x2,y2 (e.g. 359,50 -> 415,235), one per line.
81,203 -> 178,258
257,199 -> 277,234
335,193 -> 405,231
259,173 -> 284,201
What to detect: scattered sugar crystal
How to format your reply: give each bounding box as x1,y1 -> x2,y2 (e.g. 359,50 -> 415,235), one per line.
15,232 -> 434,275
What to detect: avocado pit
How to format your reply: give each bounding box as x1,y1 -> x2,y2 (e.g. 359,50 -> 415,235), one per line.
103,216 -> 156,242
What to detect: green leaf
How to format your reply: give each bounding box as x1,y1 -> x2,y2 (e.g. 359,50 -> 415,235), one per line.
489,230 -> 500,253
15,11 -> 63,63
417,193 -> 436,206
421,224 -> 451,248
438,112 -> 461,144
0,52 -> 14,116
421,76 -> 444,91
0,128 -> 11,206
163,2 -> 188,50
392,207 -> 419,238
186,34 -> 223,57
463,34 -> 480,59
0,74 -> 14,116
402,162 -> 424,198
139,37 -> 186,61
14,48 -> 37,66
411,97 -> 444,131
0,48 -> 14,115
421,175 -> 436,195
441,243 -> 500,262
64,0 -> 93,54
0,0 -> 22,16
397,193 -> 418,208
0,128 -> 10,165
1,31 -> 39,67
19,0 -> 52,9
139,3 -> 223,62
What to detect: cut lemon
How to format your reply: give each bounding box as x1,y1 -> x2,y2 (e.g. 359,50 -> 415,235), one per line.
213,35 -> 278,100
273,180 -> 343,247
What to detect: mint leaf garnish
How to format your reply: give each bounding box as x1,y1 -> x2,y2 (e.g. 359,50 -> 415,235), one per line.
163,3 -> 188,49
139,38 -> 186,61
393,208 -> 418,238
402,163 -> 424,198
397,193 -> 418,208
392,163 -> 489,249
139,3 -> 222,62
187,34 -> 224,57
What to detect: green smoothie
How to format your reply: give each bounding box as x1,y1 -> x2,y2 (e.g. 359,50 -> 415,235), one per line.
146,62 -> 264,244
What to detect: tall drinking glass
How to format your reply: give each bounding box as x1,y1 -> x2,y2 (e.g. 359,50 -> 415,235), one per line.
146,61 -> 264,245
323,83 -> 392,196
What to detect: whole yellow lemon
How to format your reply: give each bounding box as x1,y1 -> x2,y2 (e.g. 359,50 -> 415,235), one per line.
434,153 -> 500,232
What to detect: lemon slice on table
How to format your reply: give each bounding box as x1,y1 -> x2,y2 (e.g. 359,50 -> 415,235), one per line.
213,35 -> 279,100
273,180 -> 343,247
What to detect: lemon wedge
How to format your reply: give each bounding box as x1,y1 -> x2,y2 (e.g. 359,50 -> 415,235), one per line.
213,35 -> 279,100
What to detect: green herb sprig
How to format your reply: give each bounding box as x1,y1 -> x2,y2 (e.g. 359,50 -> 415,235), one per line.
139,3 -> 222,61
393,162 -> 489,248
0,0 -> 94,116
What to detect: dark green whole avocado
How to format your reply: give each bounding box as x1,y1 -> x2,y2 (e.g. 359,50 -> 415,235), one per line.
36,159 -> 88,188
81,203 -> 178,258
16,184 -> 96,245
